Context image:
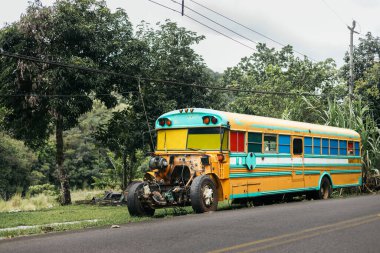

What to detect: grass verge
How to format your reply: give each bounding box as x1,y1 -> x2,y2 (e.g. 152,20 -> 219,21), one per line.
0,203 -> 213,239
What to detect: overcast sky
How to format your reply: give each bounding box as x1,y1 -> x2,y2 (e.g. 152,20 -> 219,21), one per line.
1,0 -> 380,72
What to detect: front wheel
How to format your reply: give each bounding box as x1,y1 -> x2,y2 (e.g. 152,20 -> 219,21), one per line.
190,175 -> 218,213
127,182 -> 155,217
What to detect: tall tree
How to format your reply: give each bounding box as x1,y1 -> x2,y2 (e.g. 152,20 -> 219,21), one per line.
222,43 -> 341,123
341,33 -> 380,125
94,109 -> 145,189
355,63 -> 380,124
134,21 -> 224,126
0,0 -> 141,204
0,133 -> 36,200
342,32 -> 380,82
95,21 -> 225,185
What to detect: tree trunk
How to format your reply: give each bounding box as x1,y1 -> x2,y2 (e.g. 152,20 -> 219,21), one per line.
122,149 -> 128,190
56,114 -> 71,205
129,151 -> 137,185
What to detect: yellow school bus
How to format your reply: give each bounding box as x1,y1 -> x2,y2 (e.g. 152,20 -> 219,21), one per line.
127,108 -> 362,216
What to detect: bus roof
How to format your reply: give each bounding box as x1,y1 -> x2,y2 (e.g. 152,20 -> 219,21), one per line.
156,108 -> 360,139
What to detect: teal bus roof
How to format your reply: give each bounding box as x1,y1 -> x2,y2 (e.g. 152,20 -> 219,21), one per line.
155,108 -> 228,129
155,108 -> 360,139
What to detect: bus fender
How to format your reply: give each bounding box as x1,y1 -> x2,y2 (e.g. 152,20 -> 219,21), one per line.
206,173 -> 223,201
318,172 -> 333,190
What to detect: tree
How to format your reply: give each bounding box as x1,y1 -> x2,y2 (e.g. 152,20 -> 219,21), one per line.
133,20 -> 225,127
94,21 -> 225,187
354,63 -> 380,125
0,0 -> 141,204
0,133 -> 36,200
341,33 -> 380,125
342,32 -> 380,82
222,43 -> 341,122
94,109 -> 146,189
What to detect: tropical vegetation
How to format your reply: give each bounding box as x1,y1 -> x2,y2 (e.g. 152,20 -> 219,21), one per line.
0,0 -> 379,206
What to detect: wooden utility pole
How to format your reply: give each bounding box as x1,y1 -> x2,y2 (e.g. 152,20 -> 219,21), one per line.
347,20 -> 359,100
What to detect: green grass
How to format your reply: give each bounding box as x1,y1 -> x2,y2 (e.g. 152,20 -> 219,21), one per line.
0,194 -> 58,212
0,204 -> 197,238
0,201 -> 234,239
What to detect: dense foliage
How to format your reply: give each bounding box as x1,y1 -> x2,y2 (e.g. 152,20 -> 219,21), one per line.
0,0 -> 379,201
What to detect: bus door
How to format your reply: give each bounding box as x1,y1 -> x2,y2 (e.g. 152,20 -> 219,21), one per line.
291,136 -> 305,188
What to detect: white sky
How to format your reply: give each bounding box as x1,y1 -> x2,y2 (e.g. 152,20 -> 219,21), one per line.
1,0 -> 380,73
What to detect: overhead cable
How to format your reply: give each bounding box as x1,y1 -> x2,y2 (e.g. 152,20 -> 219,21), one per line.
147,0 -> 255,50
1,50 -> 327,98
189,0 -> 315,61
171,0 -> 258,46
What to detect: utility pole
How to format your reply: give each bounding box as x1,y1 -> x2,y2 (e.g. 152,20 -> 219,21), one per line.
181,0 -> 185,16
347,20 -> 359,100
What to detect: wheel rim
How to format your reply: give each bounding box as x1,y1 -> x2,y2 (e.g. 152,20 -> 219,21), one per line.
202,185 -> 214,207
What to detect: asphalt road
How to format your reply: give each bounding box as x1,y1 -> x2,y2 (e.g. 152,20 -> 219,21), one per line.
1,194 -> 380,253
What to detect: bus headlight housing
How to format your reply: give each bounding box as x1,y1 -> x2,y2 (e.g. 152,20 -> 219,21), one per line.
149,156 -> 168,171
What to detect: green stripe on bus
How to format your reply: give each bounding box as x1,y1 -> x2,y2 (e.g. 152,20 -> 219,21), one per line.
332,183 -> 361,189
230,153 -> 361,159
230,187 -> 318,199
254,163 -> 361,168
230,163 -> 361,169
330,170 -> 362,174
304,154 -> 361,159
295,170 -> 321,175
230,172 -> 292,178
230,169 -> 361,178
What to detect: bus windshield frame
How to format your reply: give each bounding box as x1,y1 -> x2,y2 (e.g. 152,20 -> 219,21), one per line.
156,127 -> 229,151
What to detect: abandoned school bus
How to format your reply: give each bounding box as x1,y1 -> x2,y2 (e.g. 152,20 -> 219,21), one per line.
127,108 -> 362,216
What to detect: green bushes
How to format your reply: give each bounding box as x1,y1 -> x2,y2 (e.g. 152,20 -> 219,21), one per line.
27,184 -> 59,197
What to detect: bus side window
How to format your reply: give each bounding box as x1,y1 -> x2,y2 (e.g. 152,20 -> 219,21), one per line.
279,135 -> 291,153
330,139 -> 338,155
322,138 -> 329,155
354,142 -> 360,156
293,138 -> 303,155
313,138 -> 321,154
304,137 -> 312,154
230,131 -> 245,152
264,134 -> 277,153
248,132 -> 262,153
339,140 -> 347,155
348,141 -> 354,155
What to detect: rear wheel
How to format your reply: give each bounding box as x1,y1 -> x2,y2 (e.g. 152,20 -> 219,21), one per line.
315,177 -> 332,200
127,182 -> 155,217
190,175 -> 218,213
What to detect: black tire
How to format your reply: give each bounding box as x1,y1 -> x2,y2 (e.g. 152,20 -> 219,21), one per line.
127,182 -> 155,217
190,175 -> 218,213
315,177 -> 332,200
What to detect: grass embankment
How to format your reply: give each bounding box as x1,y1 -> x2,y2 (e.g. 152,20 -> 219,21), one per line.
0,203 -> 230,238
0,189 -> 105,213
0,205 -> 147,238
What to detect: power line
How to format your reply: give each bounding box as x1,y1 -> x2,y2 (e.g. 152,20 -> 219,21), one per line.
147,0 -> 255,50
0,50 -> 329,98
320,0 -> 348,27
171,0 -> 259,47
189,0 -> 315,61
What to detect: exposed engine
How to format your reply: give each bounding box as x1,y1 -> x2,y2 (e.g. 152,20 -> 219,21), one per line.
139,154 -> 208,208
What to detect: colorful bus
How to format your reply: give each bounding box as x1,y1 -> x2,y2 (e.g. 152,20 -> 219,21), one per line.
127,108 -> 362,216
